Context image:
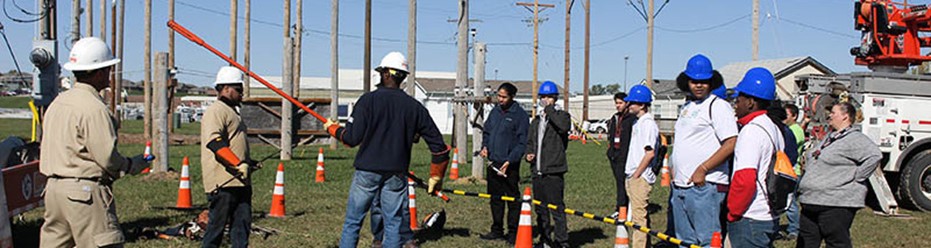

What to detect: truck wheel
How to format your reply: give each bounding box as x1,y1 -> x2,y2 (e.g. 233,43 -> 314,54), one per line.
596,127 -> 606,134
901,151 -> 931,211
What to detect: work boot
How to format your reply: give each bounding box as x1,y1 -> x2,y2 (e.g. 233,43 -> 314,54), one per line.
403,240 -> 418,248
371,240 -> 382,248
479,231 -> 506,240
506,233 -> 517,245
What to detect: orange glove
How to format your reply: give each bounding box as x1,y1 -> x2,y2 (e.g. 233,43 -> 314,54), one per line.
428,145 -> 451,193
324,119 -> 341,138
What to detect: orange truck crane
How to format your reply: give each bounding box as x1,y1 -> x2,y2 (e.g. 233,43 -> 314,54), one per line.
852,0 -> 931,68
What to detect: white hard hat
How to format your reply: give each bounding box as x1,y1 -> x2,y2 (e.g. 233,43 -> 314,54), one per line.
375,52 -> 408,74
63,37 -> 121,71
213,66 -> 244,86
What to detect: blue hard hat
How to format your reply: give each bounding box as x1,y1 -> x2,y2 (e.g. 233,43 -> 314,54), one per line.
711,84 -> 728,99
733,67 -> 776,101
624,84 -> 653,103
683,54 -> 714,80
539,81 -> 559,95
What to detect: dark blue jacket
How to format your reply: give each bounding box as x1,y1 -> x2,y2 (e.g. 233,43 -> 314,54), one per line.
482,102 -> 529,164
337,87 -> 448,172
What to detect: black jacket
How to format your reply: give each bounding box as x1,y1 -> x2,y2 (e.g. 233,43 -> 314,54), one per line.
337,87 -> 447,172
482,102 -> 529,164
526,105 -> 571,175
606,112 -> 636,163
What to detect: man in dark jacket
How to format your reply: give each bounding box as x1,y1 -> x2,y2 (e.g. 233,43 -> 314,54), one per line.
605,92 -> 636,217
479,83 -> 529,244
526,81 -> 572,248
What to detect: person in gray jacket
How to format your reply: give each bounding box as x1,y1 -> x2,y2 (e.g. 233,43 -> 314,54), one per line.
796,102 -> 881,248
525,81 -> 571,248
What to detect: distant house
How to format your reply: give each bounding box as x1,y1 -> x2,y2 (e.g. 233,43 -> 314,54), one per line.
718,56 -> 835,100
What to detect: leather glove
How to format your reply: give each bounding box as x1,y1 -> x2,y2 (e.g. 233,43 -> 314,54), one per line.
324,119 -> 341,137
235,162 -> 249,178
125,154 -> 153,175
428,176 -> 443,194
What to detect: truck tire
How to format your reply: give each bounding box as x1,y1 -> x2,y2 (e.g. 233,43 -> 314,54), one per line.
596,127 -> 606,134
900,151 -> 931,211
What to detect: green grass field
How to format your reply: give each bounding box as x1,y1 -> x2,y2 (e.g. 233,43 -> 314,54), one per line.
4,118 -> 931,247
0,96 -> 31,109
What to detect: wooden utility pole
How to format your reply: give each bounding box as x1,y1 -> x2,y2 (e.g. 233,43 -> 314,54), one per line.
168,0 -> 174,74
117,0 -> 125,115
363,0 -> 372,93
86,0 -> 92,37
230,0 -> 237,61
330,0 -> 339,149
144,0 -> 152,140
517,1 -> 554,118
583,0 -> 590,121
471,42 -> 486,180
281,0 -> 293,160
645,0 -> 654,88
752,0 -> 759,61
244,0 -> 251,97
154,52 -> 169,172
109,0 -> 117,117
564,0 -> 572,109
100,0 -> 106,39
71,0 -> 80,44
456,0 -> 470,177
407,0 -> 417,96
294,0 -> 303,98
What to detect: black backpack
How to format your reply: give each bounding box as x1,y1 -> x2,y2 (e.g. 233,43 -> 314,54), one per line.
649,135 -> 668,175
749,123 -> 799,216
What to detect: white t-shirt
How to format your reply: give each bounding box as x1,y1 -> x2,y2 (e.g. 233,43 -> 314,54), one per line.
733,115 -> 785,221
626,114 -> 659,184
671,95 -> 738,187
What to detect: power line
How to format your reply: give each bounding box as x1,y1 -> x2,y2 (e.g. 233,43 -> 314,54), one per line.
655,14 -> 750,33
0,21 -> 28,87
2,0 -> 49,23
780,17 -> 857,39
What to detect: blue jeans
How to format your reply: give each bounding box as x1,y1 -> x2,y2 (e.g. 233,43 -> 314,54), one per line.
371,190 -> 384,242
727,218 -> 777,248
786,190 -> 800,235
339,170 -> 412,248
671,184 -> 726,248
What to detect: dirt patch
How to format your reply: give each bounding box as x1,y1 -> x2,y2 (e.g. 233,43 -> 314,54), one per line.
447,176 -> 486,186
120,133 -> 200,145
140,171 -> 179,182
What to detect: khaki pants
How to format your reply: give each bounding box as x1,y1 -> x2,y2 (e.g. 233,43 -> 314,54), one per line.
40,178 -> 124,248
626,177 -> 653,248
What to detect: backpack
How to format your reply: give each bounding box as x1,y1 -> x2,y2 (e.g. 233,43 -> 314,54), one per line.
749,123 -> 799,216
649,134 -> 668,175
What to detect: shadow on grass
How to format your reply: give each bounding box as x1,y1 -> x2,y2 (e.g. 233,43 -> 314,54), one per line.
122,216 -> 173,242
415,227 -> 471,244
647,203 -> 663,215
568,227 -> 607,247
12,217 -> 41,248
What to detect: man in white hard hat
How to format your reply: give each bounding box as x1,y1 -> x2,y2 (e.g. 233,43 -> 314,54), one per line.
328,52 -> 450,248
201,66 -> 255,248
39,37 -> 152,247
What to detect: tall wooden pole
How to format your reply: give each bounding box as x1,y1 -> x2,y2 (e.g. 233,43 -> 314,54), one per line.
516,1 -> 553,118
86,0 -> 92,37
583,0 -> 590,121
117,0 -> 125,116
100,0 -> 106,39
645,0 -> 654,88
294,0 -> 303,98
144,0 -> 152,140
752,0 -> 759,61
281,0 -> 293,160
471,42 -> 486,179
71,0 -> 80,44
230,0 -> 238,61
154,52 -> 169,172
407,0 -> 417,96
564,0 -> 571,109
363,0 -> 372,93
330,0 -> 339,149
168,0 -> 174,73
244,0 -> 251,97
456,0 -> 469,177
109,0 -> 117,116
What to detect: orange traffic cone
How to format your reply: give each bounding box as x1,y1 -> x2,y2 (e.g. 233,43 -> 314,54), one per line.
615,206 -> 629,247
141,141 -> 152,174
269,163 -> 286,218
711,231 -> 722,248
582,133 -> 588,144
176,156 -> 193,209
661,165 -> 670,187
408,171 -> 419,230
515,187 -> 533,248
449,148 -> 459,180
315,148 -> 326,183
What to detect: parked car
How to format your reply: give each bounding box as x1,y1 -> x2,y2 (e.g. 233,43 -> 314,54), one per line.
587,119 -> 608,133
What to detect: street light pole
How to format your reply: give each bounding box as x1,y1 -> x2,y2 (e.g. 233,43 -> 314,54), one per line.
624,56 -> 629,91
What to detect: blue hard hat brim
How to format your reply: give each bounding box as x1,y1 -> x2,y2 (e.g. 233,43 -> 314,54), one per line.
731,89 -> 774,101
676,71 -> 724,93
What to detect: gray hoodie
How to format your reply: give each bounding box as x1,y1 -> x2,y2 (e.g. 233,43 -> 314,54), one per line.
798,127 -> 882,208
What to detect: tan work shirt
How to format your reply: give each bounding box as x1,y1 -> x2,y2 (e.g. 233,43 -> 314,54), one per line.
201,99 -> 250,192
40,82 -> 127,180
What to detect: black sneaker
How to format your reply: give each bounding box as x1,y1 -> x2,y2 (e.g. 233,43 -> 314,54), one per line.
479,231 -> 506,240
506,233 -> 517,245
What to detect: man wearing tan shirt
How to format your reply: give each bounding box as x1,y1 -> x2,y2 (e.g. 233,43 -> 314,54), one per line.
201,66 -> 253,248
39,37 -> 151,248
